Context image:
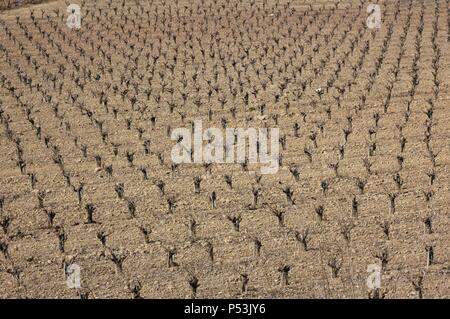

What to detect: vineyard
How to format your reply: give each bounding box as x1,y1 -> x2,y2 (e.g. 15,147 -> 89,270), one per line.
0,0 -> 449,298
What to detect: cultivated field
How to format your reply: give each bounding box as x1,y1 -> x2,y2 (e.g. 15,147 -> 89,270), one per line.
0,0 -> 449,298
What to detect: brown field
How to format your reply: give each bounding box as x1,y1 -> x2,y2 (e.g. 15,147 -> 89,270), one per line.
0,0 -> 449,299
0,0 -> 49,11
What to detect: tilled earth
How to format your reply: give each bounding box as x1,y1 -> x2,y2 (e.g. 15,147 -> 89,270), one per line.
0,0 -> 449,298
